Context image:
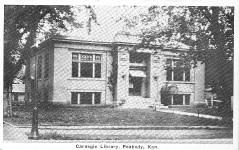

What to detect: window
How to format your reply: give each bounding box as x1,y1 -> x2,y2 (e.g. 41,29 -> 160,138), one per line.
72,53 -> 102,78
130,52 -> 148,63
80,92 -> 92,104
166,59 -> 190,81
37,56 -> 42,79
71,92 -> 78,104
94,92 -> 101,104
44,53 -> 49,78
71,92 -> 101,105
72,62 -> 78,77
185,94 -> 190,105
81,62 -> 93,77
44,88 -> 49,101
161,94 -> 171,106
72,53 -> 79,77
173,94 -> 183,105
95,63 -> 101,78
161,94 -> 190,105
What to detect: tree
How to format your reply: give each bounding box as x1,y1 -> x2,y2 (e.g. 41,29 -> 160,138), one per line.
121,6 -> 234,105
4,5 -> 97,102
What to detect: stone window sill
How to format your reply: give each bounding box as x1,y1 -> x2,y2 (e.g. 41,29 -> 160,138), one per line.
68,77 -> 106,81
163,81 -> 195,84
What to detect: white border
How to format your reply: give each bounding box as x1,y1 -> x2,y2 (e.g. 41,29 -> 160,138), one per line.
1,0 -> 238,150
1,0 -> 238,6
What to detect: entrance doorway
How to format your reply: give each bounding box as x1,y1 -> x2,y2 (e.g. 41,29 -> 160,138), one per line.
129,77 -> 142,96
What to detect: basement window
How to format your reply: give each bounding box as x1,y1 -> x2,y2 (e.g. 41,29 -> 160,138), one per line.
71,92 -> 101,105
161,94 -> 191,106
37,56 -> 42,79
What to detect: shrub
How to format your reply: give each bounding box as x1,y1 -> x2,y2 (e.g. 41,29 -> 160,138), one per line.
192,102 -> 208,117
193,102 -> 208,109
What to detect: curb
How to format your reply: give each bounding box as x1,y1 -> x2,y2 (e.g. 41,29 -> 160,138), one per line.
3,121 -> 231,130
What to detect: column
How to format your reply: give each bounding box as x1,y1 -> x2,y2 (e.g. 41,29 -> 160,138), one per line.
116,48 -> 129,103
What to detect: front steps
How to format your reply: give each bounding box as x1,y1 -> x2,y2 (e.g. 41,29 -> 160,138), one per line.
119,96 -> 156,109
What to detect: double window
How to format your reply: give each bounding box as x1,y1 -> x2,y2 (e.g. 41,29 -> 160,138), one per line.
37,56 -> 42,79
161,94 -> 190,106
166,59 -> 190,81
71,92 -> 101,105
37,54 -> 49,79
72,53 -> 102,78
44,53 -> 49,78
44,87 -> 49,101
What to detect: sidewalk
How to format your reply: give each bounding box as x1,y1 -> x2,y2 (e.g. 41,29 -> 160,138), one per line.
3,123 -> 28,142
4,121 -> 230,130
157,108 -> 223,120
3,121 -> 232,143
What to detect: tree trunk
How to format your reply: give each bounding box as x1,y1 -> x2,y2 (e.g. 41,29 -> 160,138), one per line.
7,83 -> 13,117
24,58 -> 31,104
211,7 -> 232,103
23,24 -> 38,104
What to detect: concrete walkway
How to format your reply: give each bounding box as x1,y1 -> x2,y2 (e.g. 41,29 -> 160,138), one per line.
3,124 -> 232,143
4,121 -> 230,130
3,121 -> 232,143
157,109 -> 223,120
3,123 -> 28,142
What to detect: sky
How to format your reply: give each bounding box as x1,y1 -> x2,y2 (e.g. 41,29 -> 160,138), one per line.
65,6 -> 149,42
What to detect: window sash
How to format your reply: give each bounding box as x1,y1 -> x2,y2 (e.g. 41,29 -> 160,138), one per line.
171,94 -> 190,105
94,92 -> 101,104
44,54 -> 49,78
80,92 -> 93,104
37,56 -> 42,79
173,95 -> 184,105
72,54 -> 102,62
95,63 -> 101,78
71,92 -> 101,105
72,62 -> 78,77
185,94 -> 190,105
80,63 -> 93,78
72,53 -> 102,78
72,53 -> 79,61
81,54 -> 93,62
71,92 -> 78,104
166,59 -> 190,81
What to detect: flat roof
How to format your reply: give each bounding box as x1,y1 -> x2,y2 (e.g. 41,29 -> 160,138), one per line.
36,34 -> 192,52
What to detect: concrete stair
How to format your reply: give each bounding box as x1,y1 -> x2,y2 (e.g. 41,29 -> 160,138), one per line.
159,105 -> 169,109
119,96 -> 155,109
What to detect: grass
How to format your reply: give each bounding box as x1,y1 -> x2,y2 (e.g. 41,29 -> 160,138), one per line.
36,130 -> 233,140
3,104 -> 232,127
38,132 -> 143,140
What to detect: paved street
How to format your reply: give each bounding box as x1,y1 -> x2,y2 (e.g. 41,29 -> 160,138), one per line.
3,123 -> 233,143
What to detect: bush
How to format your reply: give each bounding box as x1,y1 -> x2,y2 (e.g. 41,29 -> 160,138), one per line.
192,102 -> 208,117
218,101 -> 233,118
193,102 -> 208,109
117,99 -> 126,106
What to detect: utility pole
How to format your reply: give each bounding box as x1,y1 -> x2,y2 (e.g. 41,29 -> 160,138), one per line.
28,56 -> 40,140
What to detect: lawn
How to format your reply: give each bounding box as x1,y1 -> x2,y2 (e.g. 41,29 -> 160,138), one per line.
4,104 -> 232,127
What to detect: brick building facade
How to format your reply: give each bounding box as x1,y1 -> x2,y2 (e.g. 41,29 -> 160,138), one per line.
26,35 -> 205,108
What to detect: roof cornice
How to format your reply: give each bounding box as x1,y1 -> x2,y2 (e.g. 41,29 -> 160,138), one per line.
35,35 -> 192,52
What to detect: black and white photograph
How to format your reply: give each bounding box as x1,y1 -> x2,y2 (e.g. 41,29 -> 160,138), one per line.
1,1 -> 238,150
